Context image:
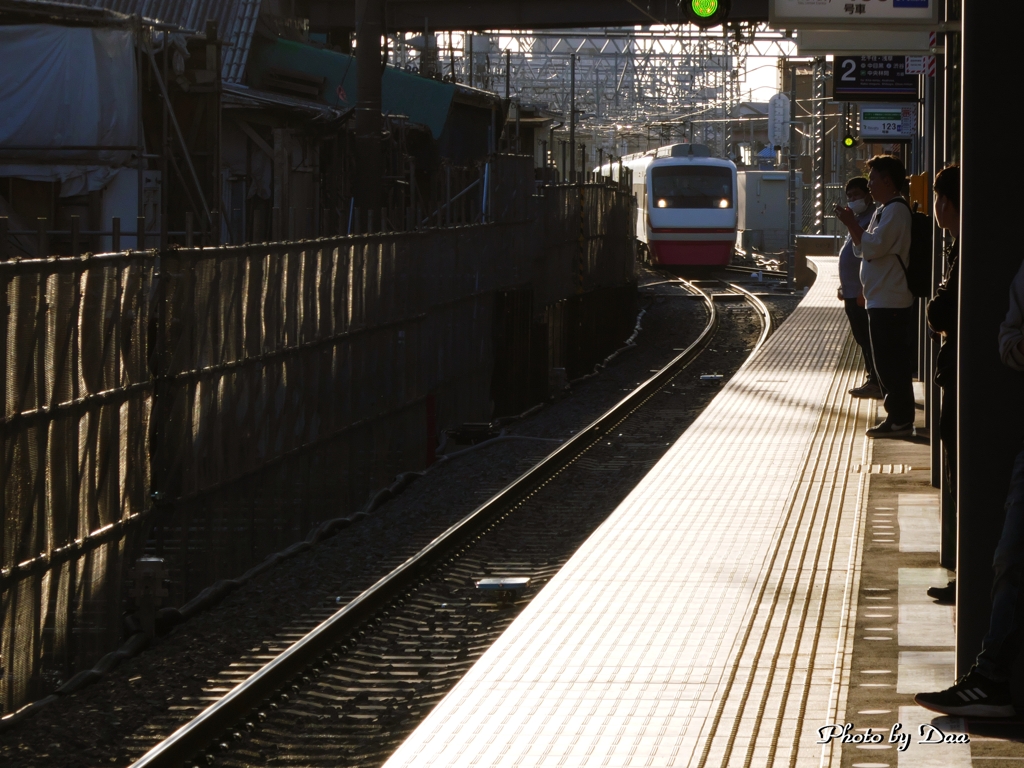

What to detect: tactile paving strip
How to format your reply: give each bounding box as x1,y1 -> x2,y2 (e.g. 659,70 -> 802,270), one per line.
383,259 -> 874,768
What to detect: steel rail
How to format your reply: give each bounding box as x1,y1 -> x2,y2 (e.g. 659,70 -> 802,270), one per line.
724,280 -> 774,354
130,278 -> 719,768
720,264 -> 789,280
654,271 -> 774,355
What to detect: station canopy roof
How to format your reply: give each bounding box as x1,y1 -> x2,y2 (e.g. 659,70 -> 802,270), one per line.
308,0 -> 768,31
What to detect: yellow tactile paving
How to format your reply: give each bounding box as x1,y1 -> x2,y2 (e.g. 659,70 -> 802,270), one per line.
383,259 -> 877,767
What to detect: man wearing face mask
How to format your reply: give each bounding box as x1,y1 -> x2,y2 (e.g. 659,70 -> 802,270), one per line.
836,155 -> 915,438
837,177 -> 880,399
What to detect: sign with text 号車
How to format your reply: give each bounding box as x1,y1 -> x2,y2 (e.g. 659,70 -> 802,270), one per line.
860,104 -> 918,141
770,0 -> 939,29
833,56 -> 919,102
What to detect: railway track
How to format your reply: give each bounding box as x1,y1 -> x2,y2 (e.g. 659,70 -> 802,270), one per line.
128,278 -> 774,768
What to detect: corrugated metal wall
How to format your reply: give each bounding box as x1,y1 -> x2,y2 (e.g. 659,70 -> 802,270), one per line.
42,0 -> 260,82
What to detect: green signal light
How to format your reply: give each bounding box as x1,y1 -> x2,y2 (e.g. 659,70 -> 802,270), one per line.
691,0 -> 720,18
843,135 -> 856,148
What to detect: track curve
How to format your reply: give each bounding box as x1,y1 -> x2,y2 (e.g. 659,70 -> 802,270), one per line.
130,278 -> 772,768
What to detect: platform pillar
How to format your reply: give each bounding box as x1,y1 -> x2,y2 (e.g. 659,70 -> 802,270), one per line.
930,46 -> 951,565
957,0 -> 1024,686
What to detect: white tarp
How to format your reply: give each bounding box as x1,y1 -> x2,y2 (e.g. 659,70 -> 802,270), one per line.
0,24 -> 137,196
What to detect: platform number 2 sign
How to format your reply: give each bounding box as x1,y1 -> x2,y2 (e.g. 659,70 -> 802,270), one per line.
840,58 -> 857,83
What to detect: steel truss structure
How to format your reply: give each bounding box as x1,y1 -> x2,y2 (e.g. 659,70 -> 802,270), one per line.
392,24 -> 795,159
503,30 -> 734,124
811,57 -> 827,234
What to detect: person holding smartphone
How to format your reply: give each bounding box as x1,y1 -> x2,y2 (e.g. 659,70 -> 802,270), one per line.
836,177 -> 879,399
836,155 -> 915,438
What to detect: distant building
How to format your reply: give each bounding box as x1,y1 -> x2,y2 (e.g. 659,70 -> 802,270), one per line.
729,102 -> 770,167
1,0 -> 505,256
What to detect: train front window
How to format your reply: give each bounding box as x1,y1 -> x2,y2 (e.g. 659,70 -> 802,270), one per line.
650,166 -> 733,209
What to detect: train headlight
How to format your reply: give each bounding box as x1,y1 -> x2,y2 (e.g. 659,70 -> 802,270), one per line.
718,199 -> 730,208
656,199 -> 668,208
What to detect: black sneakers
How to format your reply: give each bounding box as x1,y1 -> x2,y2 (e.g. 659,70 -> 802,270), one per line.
927,579 -> 956,605
866,418 -> 914,439
915,668 -> 1016,718
849,381 -> 883,399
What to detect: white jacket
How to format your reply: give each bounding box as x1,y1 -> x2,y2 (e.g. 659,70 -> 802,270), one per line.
853,198 -> 914,309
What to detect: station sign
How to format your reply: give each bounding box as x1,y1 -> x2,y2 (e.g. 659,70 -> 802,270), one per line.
860,104 -> 918,141
767,93 -> 791,148
833,56 -> 918,102
770,0 -> 939,29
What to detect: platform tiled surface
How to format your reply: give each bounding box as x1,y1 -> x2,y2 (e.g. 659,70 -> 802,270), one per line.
837,422 -> 1024,767
383,259 -> 885,767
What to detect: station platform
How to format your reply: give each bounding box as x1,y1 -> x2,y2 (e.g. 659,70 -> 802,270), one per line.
382,259 -> 1019,768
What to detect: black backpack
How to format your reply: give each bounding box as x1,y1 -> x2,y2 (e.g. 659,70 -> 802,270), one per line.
885,197 -> 933,298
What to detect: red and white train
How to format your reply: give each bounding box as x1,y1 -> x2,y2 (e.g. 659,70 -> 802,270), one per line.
602,143 -> 738,267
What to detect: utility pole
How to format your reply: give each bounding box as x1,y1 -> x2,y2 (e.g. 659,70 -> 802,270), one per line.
569,54 -> 576,182
354,0 -> 383,213
449,31 -> 456,80
839,102 -> 848,193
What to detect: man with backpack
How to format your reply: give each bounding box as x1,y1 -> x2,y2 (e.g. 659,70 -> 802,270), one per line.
836,155 -> 916,438
838,177 -> 881,400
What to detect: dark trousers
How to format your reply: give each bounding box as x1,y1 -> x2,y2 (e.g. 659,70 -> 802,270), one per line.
844,298 -> 875,381
867,306 -> 916,425
940,385 -> 957,571
977,440 -> 1024,682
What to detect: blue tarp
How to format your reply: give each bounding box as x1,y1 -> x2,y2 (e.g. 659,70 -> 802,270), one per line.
0,24 -> 137,194
247,38 -> 456,139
